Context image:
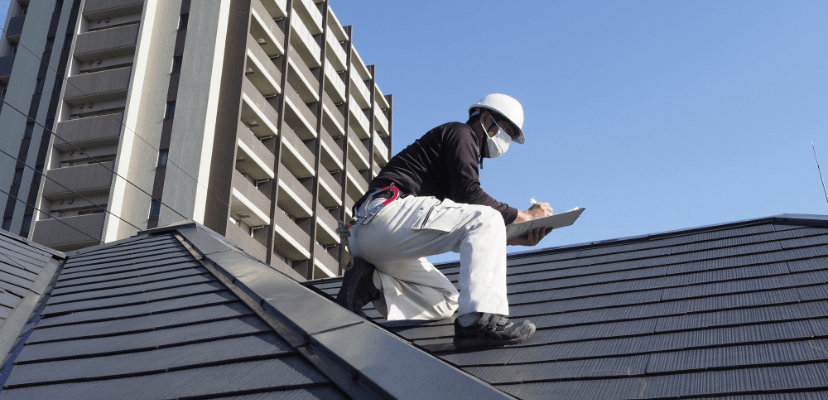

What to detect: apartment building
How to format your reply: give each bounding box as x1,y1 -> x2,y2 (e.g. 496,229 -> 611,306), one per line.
0,0 -> 393,280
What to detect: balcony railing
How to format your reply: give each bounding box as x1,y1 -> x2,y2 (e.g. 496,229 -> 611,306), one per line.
314,242 -> 338,278
315,203 -> 339,246
318,167 -> 341,208
42,162 -> 115,199
324,61 -> 346,103
325,32 -> 347,72
283,81 -> 317,138
250,0 -> 285,57
74,23 -> 139,62
289,15 -> 321,68
346,163 -> 368,200
83,0 -> 144,20
374,101 -> 389,135
6,15 -> 25,41
64,67 -> 132,105
279,123 -> 314,179
319,126 -> 343,172
231,170 -> 272,226
347,137 -> 369,171
277,164 -> 313,219
294,0 -> 323,34
322,91 -> 345,132
273,208 -> 310,260
32,213 -> 105,251
348,97 -> 370,139
350,68 -> 371,109
258,0 -> 287,19
0,55 -> 15,81
54,113 -> 123,151
241,77 -> 279,137
286,50 -> 319,101
246,34 -> 282,97
236,125 -> 275,182
373,131 -> 389,165
225,219 -> 268,262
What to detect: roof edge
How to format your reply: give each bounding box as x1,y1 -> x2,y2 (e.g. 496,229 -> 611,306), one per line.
0,229 -> 66,260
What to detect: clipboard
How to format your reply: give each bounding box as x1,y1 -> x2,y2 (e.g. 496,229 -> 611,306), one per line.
506,207 -> 585,240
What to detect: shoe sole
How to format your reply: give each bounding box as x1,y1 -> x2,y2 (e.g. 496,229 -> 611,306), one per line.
453,323 -> 537,349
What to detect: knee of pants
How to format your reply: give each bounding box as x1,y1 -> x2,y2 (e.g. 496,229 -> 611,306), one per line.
475,206 -> 505,231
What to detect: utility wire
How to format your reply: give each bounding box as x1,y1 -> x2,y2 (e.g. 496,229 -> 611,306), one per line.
813,142 -> 828,206
0,96 -> 190,221
0,147 -> 144,231
0,25 -> 234,212
0,186 -> 102,244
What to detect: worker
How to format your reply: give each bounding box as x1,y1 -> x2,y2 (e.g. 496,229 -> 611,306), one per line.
336,94 -> 554,348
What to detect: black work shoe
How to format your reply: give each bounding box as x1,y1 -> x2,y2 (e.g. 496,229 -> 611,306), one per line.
336,257 -> 381,318
453,313 -> 536,349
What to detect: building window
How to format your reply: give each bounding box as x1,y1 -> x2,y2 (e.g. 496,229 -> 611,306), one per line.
53,78 -> 62,92
54,0 -> 64,12
165,101 -> 175,118
149,200 -> 162,219
45,38 -> 54,52
33,166 -> 43,183
72,0 -> 81,10
171,56 -> 182,73
179,14 -> 189,30
157,149 -> 168,167
2,218 -> 10,231
10,43 -> 17,55
12,169 -> 23,186
23,123 -> 34,139
34,79 -> 44,94
64,35 -> 72,49
20,215 -> 31,233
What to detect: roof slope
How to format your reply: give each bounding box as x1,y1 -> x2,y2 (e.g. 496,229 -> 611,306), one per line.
0,223 -> 509,399
0,232 -> 350,399
307,214 -> 828,400
0,231 -> 64,373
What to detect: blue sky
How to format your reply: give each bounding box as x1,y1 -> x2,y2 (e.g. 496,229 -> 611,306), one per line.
333,1 -> 828,263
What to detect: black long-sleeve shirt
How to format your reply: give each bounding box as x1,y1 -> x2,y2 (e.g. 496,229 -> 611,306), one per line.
367,122 -> 518,225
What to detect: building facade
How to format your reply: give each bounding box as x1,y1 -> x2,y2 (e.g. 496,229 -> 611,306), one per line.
0,0 -> 393,280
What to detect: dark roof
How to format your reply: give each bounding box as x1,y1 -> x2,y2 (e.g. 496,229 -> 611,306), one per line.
0,223 -> 509,399
307,213 -> 828,400
0,230 -> 65,375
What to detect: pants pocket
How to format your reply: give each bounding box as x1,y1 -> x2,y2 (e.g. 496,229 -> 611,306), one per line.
413,200 -> 465,233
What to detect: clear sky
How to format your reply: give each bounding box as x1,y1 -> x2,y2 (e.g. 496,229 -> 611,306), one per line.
333,1 -> 828,264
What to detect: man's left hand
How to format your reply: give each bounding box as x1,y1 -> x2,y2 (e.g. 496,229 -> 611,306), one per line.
507,227 -> 553,246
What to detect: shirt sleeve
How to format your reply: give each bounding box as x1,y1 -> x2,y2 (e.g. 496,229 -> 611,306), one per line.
443,124 -> 519,225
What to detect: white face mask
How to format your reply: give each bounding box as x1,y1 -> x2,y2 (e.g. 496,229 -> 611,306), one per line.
481,116 -> 511,158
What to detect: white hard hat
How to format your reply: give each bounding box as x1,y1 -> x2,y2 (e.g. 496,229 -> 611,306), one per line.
469,93 -> 525,144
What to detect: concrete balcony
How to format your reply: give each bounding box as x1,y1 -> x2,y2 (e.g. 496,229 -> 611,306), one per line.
374,101 -> 389,135
319,126 -> 343,172
250,0 -> 285,57
344,192 -> 354,219
83,0 -> 144,20
316,205 -> 339,246
259,0 -> 287,19
318,167 -> 341,208
350,68 -> 371,109
347,136 -> 369,171
54,113 -> 123,151
314,243 -> 337,278
324,61 -> 346,103
289,14 -> 321,68
225,219 -> 268,262
373,163 -> 381,178
325,33 -> 347,72
0,55 -> 14,83
373,131 -> 389,165
6,15 -> 24,42
236,124 -> 275,182
241,77 -> 279,138
375,84 -> 390,111
231,169 -> 271,227
32,213 -> 105,251
286,51 -> 319,102
273,208 -> 310,261
346,163 -> 367,201
294,0 -> 323,35
326,8 -> 348,43
74,23 -> 139,63
283,82 -> 317,139
246,34 -> 282,97
280,123 -> 314,179
350,47 -> 372,81
64,67 -> 131,105
42,162 -> 115,200
277,165 -> 312,219
348,97 -> 370,140
322,92 -> 344,135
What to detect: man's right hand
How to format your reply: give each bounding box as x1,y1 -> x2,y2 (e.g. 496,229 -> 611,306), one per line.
513,202 -> 553,224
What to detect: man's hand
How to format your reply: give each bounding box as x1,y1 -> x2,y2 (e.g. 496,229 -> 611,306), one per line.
507,227 -> 553,246
507,201 -> 555,246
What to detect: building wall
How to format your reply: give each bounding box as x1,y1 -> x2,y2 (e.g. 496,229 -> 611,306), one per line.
1,0 -> 394,280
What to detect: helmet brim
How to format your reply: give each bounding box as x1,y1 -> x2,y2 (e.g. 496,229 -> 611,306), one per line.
469,105 -> 526,144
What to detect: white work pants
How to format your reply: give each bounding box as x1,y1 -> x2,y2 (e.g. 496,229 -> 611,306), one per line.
349,196 -> 508,321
